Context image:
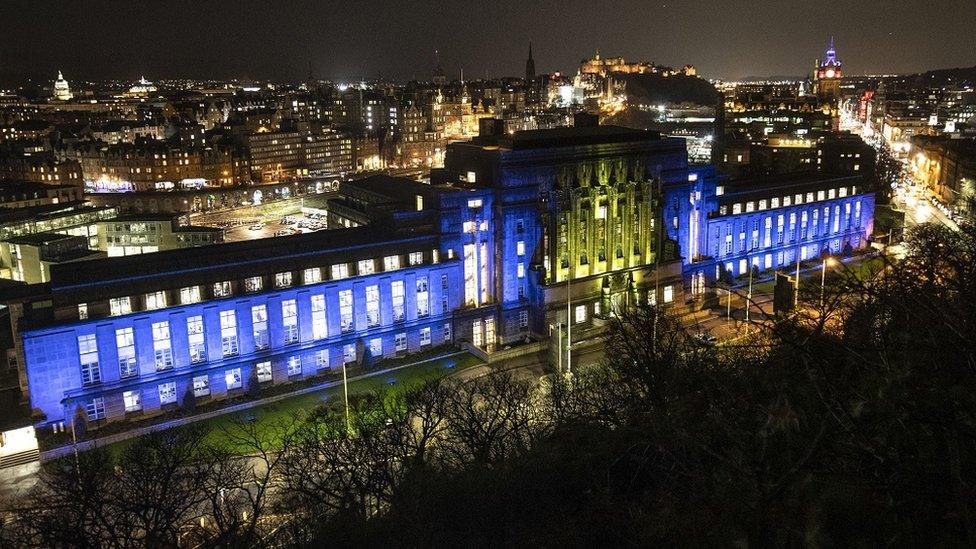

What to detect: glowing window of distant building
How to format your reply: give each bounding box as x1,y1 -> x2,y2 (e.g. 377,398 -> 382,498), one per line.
663,285 -> 674,303
575,305 -> 587,324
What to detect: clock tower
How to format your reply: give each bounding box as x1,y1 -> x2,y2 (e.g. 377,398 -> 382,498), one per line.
813,37 -> 842,103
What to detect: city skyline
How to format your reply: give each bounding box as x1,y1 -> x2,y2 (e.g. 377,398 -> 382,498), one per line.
2,0 -> 975,85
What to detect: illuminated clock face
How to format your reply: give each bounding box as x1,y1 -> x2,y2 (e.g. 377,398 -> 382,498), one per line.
825,69 -> 836,78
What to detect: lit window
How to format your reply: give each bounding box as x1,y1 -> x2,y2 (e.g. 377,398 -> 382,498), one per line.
384,255 -> 400,271
463,221 -> 476,233
282,299 -> 299,344
408,251 -> 423,265
116,327 -> 137,378
287,355 -> 302,376
517,263 -> 525,278
220,310 -> 238,357
516,241 -> 525,256
343,343 -> 357,364
123,390 -> 142,413
303,267 -> 322,284
187,316 -> 206,364
420,327 -> 431,346
311,294 -> 327,340
275,272 -> 292,288
357,259 -> 375,275
158,382 -> 177,405
152,321 -> 173,371
732,203 -> 742,214
110,297 -> 131,316
574,305 -> 587,324
331,263 -> 349,280
193,375 -> 210,397
244,276 -> 263,293
78,303 -> 88,320
180,286 -> 201,304
339,289 -> 354,333
466,171 -> 477,183
663,285 -> 674,303
368,338 -> 382,358
416,277 -> 429,318
467,198 -> 482,208
225,368 -> 242,390
252,304 -> 269,350
144,291 -> 167,310
314,349 -> 329,370
366,285 -> 380,327
78,334 -> 100,385
213,281 -> 231,297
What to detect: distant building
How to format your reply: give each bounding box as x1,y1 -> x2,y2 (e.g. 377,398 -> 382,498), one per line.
52,71 -> 73,102
0,232 -> 103,284
97,214 -> 224,257
813,38 -> 843,104
525,43 -> 536,82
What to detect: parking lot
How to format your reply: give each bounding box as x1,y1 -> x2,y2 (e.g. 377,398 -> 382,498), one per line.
188,197 -> 329,242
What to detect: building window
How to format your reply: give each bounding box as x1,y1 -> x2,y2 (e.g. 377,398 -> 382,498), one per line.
252,304 -> 269,350
368,338 -> 382,358
416,277 -> 429,318
145,291 -> 167,310
358,259 -> 375,275
519,310 -> 529,329
282,299 -> 299,344
663,285 -> 674,304
158,382 -> 177,406
255,360 -> 272,383
213,281 -> 231,297
275,272 -> 293,288
331,263 -> 349,280
408,251 -> 423,265
84,397 -> 105,421
517,241 -> 525,256
384,255 -> 400,271
390,280 -> 405,322
517,263 -> 525,278
78,334 -> 100,385
468,198 -> 482,208
311,294 -> 327,340
287,355 -> 302,376
574,305 -> 587,324
443,322 -> 452,341
225,368 -> 242,390
187,316 -> 207,364
343,343 -> 356,364
192,375 -> 210,397
339,289 -> 354,333
152,321 -> 173,371
116,327 -> 137,378
395,332 -> 407,352
314,349 -> 329,370
180,286 -> 201,304
303,267 -> 322,284
78,303 -> 88,320
110,297 -> 131,316
244,276 -> 263,293
420,327 -> 431,346
220,310 -> 239,357
123,390 -> 142,413
366,285 -> 380,327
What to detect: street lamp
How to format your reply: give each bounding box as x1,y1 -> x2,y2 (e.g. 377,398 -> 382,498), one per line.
820,256 -> 836,309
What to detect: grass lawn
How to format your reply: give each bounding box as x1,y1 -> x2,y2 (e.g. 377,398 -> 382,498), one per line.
104,352 -> 483,456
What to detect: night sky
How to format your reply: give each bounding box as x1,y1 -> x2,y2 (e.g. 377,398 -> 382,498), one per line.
1,0 -> 974,84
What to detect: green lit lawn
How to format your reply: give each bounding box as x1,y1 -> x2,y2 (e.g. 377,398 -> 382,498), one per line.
105,353 -> 483,456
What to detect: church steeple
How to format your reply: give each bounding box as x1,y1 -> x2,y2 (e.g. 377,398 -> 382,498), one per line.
525,42 -> 536,82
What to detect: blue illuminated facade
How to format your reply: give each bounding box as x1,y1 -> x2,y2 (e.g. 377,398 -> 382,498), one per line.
9,123 -> 875,430
664,172 -> 875,291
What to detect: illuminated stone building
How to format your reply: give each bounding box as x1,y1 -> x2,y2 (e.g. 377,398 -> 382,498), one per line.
52,71 -> 73,102
4,119 -> 875,432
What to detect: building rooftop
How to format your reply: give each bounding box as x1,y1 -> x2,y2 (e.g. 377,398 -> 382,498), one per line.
47,224 -> 431,292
